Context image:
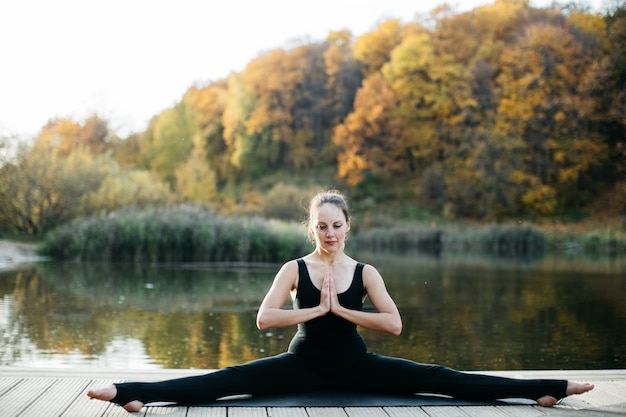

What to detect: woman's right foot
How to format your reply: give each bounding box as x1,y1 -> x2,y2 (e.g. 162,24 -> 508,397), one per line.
87,385 -> 145,412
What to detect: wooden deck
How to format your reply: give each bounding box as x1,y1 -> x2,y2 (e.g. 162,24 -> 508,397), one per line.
0,368 -> 624,417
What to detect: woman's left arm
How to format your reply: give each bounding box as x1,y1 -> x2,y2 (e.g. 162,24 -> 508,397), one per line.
328,265 -> 402,335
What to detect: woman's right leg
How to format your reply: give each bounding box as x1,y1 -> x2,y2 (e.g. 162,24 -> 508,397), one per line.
108,352 -> 323,406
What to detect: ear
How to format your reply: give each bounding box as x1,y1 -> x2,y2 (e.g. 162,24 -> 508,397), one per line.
346,219 -> 351,233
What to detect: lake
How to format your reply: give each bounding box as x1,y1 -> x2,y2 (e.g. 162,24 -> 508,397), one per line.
0,251 -> 624,371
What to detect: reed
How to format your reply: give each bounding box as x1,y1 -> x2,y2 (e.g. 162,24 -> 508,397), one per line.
41,205 -> 309,263
41,206 -> 624,262
352,223 -> 545,255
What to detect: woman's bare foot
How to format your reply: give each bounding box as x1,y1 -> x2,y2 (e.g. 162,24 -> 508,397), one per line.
536,381 -> 595,407
87,385 -> 145,412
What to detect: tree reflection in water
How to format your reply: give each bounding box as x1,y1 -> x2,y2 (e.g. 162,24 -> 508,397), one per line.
0,252 -> 624,370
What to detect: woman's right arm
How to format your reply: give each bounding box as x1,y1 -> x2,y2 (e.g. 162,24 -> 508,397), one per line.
256,260 -> 329,330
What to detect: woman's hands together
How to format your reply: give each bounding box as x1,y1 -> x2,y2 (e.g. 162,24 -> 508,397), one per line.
319,269 -> 341,315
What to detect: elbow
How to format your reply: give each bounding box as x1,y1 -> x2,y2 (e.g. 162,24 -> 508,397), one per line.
388,317 -> 402,336
390,322 -> 402,336
256,312 -> 269,331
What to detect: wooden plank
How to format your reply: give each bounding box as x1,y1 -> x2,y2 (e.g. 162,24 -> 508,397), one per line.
186,407 -> 228,417
557,394 -> 592,410
61,379 -> 116,417
345,407 -> 390,417
457,406 -> 515,417
143,405 -> 188,416
580,381 -> 626,406
19,378 -> 90,417
421,406 -> 469,417
0,377 -> 23,397
384,407 -> 431,417
307,407 -> 349,417
228,408 -> 268,417
103,403 -> 139,417
600,379 -> 626,400
496,405 -> 545,417
266,407 -> 309,417
0,378 -> 57,417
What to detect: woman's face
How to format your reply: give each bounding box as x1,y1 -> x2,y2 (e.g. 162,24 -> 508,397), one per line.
310,203 -> 350,253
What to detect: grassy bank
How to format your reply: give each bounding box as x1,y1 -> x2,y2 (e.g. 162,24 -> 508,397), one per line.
40,205 -> 309,263
40,206 -> 625,262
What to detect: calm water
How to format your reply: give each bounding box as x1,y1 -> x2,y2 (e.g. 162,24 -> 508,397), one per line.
0,251 -> 624,371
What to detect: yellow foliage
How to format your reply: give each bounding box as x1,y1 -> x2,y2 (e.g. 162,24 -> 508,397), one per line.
81,170 -> 176,213
175,134 -> 217,203
522,184 -> 557,215
36,118 -> 82,156
567,10 -> 609,53
222,72 -> 255,147
352,19 -> 405,75
333,72 -> 401,184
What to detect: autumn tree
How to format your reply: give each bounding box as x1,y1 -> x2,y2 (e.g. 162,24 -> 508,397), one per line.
496,19 -> 609,214
333,72 -> 402,185
184,81 -> 230,183
352,19 -> 416,76
323,30 -> 363,127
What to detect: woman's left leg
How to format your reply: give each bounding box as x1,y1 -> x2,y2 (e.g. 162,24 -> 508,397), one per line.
344,353 -> 567,402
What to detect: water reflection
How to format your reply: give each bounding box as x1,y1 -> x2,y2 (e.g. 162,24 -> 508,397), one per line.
0,253 -> 624,371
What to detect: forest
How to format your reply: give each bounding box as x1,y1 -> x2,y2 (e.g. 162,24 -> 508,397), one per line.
0,0 -> 624,241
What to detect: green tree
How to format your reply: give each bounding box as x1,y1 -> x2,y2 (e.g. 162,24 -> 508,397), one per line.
139,102 -> 194,185
174,133 -> 217,204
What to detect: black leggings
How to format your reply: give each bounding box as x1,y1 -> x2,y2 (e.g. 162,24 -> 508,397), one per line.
112,352 -> 567,406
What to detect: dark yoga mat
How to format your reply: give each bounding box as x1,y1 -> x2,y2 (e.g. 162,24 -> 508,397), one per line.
151,391 -> 526,407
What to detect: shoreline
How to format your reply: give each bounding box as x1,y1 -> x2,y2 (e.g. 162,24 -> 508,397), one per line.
0,239 -> 45,271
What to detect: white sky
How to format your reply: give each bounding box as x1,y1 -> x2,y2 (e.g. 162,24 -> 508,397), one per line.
0,0 -> 606,139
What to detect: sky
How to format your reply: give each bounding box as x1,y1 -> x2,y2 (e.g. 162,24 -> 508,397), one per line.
0,0 -> 606,139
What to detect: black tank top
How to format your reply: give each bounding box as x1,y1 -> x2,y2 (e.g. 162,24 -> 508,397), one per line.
288,259 -> 368,361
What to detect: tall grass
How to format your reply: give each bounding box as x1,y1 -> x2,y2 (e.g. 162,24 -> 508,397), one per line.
352,223 -> 545,256
41,206 -> 624,262
41,205 -> 309,263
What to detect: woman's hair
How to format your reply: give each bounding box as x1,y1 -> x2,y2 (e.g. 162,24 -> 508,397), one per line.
308,190 -> 351,223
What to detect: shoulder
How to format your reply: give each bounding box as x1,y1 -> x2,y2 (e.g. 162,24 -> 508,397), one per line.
278,259 -> 300,275
272,259 -> 300,290
361,263 -> 380,277
361,263 -> 385,286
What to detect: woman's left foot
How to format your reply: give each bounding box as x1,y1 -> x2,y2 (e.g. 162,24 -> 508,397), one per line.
536,381 -> 594,407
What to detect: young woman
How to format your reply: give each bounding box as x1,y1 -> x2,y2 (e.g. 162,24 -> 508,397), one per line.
88,190 -> 593,412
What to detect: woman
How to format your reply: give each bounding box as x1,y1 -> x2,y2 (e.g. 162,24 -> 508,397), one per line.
89,190 -> 593,412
